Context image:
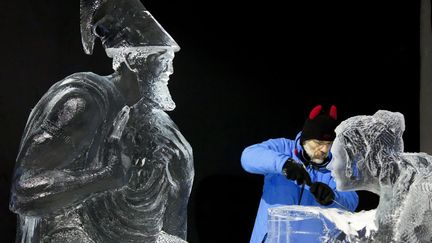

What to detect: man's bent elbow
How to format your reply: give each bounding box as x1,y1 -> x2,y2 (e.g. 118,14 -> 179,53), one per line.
240,146 -> 255,173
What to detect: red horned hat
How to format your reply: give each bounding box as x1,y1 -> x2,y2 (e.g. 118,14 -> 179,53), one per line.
301,105 -> 338,143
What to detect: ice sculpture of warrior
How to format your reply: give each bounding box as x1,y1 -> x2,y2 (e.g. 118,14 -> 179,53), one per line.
327,110 -> 432,242
9,0 -> 194,242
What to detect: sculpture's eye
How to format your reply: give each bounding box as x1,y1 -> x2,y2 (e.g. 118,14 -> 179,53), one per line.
94,25 -> 109,38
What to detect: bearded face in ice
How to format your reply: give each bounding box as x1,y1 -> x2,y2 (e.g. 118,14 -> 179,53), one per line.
81,0 -> 179,111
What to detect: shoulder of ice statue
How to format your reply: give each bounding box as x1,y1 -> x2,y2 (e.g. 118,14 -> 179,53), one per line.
11,72 -> 127,216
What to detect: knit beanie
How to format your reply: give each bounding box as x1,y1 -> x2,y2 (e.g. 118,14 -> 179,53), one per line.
301,105 -> 338,144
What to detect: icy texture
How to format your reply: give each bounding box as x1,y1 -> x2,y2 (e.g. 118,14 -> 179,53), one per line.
267,206 -> 376,243
268,206 -> 338,243
10,0 -> 193,242
80,0 -> 179,55
112,49 -> 177,111
327,110 -> 432,242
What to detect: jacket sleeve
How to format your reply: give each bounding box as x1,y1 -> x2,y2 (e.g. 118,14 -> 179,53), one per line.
241,138 -> 294,175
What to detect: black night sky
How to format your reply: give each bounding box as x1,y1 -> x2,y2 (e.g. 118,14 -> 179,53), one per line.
0,1 -> 420,242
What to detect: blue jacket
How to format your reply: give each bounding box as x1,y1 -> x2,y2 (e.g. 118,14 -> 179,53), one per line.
241,132 -> 359,243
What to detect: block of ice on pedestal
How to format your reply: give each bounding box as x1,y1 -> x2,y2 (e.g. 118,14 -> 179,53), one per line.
268,205 -> 376,243
268,206 -> 340,243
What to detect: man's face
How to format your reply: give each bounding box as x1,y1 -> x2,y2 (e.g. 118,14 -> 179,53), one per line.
303,139 -> 332,164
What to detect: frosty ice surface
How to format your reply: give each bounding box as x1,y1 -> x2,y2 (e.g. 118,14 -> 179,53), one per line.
10,1 -> 193,242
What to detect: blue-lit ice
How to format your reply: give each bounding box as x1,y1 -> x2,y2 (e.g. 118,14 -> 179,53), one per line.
267,206 -> 376,242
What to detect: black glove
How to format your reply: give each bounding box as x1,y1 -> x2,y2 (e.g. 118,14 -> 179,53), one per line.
310,182 -> 335,206
282,158 -> 311,186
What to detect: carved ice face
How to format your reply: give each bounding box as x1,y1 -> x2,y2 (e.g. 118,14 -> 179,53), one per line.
327,134 -> 380,194
80,0 -> 180,110
327,137 -> 353,191
141,50 -> 175,111
123,49 -> 176,111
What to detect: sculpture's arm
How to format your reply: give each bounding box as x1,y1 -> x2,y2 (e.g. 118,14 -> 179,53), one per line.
161,128 -> 194,240
162,155 -> 194,239
10,88 -> 130,217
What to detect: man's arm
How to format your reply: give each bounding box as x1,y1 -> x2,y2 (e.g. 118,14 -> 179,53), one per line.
241,138 -> 294,175
10,87 -> 130,216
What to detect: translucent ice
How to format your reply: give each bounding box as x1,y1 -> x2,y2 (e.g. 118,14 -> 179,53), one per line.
267,206 -> 376,243
80,0 -> 179,55
10,0 -> 193,242
327,110 -> 432,242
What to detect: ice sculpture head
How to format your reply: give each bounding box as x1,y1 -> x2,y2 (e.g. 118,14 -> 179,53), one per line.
80,0 -> 180,111
327,110 -> 405,194
121,49 -> 176,110
80,0 -> 180,55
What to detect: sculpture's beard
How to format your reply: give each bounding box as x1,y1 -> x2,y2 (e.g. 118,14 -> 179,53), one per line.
138,79 -> 176,111
148,81 -> 176,111
114,50 -> 177,111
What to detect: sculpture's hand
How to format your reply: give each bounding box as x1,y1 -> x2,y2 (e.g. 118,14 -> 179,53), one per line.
107,106 -> 132,184
109,106 -> 130,142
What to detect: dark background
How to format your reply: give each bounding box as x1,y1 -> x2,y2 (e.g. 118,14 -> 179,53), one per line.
0,1 -> 420,242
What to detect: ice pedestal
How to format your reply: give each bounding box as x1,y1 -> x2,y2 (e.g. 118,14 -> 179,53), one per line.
267,206 -> 341,243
